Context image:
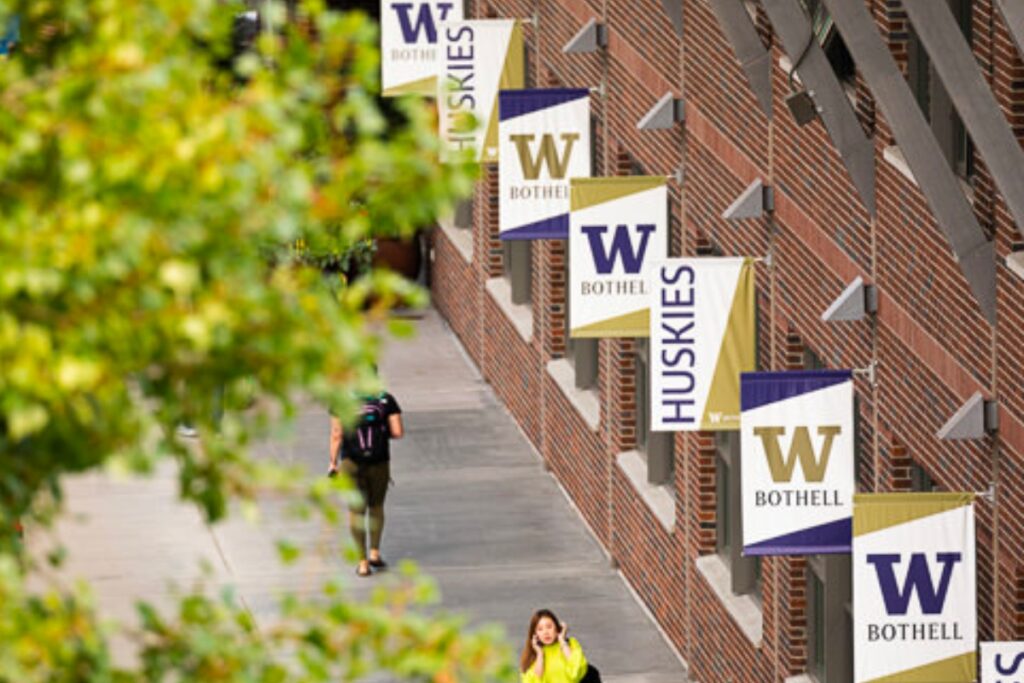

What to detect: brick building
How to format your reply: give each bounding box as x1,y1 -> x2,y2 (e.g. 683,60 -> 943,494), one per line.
427,1 -> 1024,681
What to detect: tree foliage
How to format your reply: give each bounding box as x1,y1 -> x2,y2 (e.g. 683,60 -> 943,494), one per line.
0,0 -> 509,680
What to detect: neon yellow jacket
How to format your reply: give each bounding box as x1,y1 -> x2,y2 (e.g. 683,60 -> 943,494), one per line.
521,637 -> 588,683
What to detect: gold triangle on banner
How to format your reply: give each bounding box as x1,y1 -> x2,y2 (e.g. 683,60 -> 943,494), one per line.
383,75 -> 437,97
863,651 -> 976,683
853,492 -> 975,538
570,176 -> 667,212
700,259 -> 756,431
571,308 -> 650,338
481,21 -> 524,162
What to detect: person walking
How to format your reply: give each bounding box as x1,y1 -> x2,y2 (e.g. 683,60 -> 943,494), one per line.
520,609 -> 593,683
328,391 -> 403,577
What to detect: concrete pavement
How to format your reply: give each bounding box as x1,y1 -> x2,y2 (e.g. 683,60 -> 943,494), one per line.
33,309 -> 688,682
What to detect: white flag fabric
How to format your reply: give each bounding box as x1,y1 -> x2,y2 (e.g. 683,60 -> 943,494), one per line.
853,493 -> 976,682
568,177 -> 667,338
380,1 -> 463,97
649,258 -> 755,431
981,642 -> 1024,682
740,370 -> 854,555
438,19 -> 523,163
498,89 -> 591,240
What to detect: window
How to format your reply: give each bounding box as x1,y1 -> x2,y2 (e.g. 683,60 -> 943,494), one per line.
716,431 -> 761,595
910,461 -> 941,492
564,247 -> 597,388
806,555 -> 853,683
636,340 -> 674,485
454,197 -> 473,230
503,240 -> 532,305
798,0 -> 855,82
907,0 -> 974,181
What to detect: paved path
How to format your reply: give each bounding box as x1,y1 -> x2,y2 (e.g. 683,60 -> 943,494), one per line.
33,309 -> 687,682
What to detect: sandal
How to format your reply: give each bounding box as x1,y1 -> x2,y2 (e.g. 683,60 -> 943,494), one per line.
368,557 -> 388,569
356,564 -> 372,577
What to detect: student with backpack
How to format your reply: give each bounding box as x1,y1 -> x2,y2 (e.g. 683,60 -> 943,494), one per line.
328,391 -> 404,577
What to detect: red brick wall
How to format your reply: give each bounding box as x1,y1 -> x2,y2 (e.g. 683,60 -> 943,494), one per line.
428,0 -> 1024,678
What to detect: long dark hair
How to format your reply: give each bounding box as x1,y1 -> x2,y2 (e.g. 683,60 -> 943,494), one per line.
520,608 -> 561,672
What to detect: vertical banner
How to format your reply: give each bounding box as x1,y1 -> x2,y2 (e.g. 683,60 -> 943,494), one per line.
649,258 -> 755,431
854,493 -> 977,683
740,370 -> 854,555
380,1 -> 463,96
438,19 -> 523,163
498,89 -> 591,240
981,642 -> 1024,682
569,177 -> 668,338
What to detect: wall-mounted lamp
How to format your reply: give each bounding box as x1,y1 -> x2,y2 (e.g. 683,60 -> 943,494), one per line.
722,179 -> 773,220
563,18 -> 607,54
638,92 -> 685,131
821,276 -> 878,322
936,392 -> 999,440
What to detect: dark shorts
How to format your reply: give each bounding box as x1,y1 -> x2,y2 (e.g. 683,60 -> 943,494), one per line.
341,459 -> 390,508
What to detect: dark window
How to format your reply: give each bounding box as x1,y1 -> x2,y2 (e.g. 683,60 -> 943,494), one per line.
806,555 -> 853,683
636,340 -> 674,485
503,240 -> 532,305
910,461 -> 941,492
716,431 -> 761,595
798,0 -> 855,82
564,248 -> 597,388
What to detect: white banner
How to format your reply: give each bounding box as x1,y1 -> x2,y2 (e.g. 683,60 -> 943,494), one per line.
853,493 -> 977,682
498,89 -> 590,240
649,258 -> 755,431
740,371 -> 854,555
438,19 -> 523,163
569,177 -> 667,338
380,1 -> 463,97
981,642 -> 1024,682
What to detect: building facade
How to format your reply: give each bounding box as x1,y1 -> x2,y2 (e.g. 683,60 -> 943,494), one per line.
428,1 -> 1024,681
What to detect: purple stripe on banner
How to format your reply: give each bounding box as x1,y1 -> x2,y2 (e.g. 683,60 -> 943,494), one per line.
743,517 -> 852,556
499,88 -> 590,122
740,369 -> 852,413
500,214 -> 568,240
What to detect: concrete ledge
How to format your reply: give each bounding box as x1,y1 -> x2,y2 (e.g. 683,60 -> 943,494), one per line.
784,676 -> 814,683
437,215 -> 473,264
1007,252 -> 1024,281
695,554 -> 763,647
616,450 -> 675,532
546,359 -> 600,431
884,145 -> 974,203
485,277 -> 533,343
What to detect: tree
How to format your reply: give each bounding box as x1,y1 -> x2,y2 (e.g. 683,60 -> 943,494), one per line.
0,1 -> 508,680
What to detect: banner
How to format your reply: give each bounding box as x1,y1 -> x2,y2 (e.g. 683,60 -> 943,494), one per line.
649,258 -> 755,431
438,19 -> 523,163
740,370 -> 853,555
498,89 -> 591,240
569,177 -> 667,338
380,1 -> 463,96
853,493 -> 976,683
981,642 -> 1024,682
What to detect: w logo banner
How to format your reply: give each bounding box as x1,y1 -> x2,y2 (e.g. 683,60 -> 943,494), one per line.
981,642 -> 1024,683
499,89 -> 590,240
650,258 -> 755,433
439,20 -> 523,163
568,177 -> 666,338
740,371 -> 853,555
381,1 -> 463,97
854,493 -> 977,682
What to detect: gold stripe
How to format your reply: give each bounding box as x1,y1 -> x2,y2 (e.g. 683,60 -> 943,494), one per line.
383,75 -> 437,97
570,177 -> 667,212
853,492 -> 975,537
481,21 -> 524,162
571,308 -> 650,338
862,651 -> 976,683
700,259 -> 756,430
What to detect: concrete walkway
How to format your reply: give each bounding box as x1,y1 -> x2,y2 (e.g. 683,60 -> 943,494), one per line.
34,309 -> 687,682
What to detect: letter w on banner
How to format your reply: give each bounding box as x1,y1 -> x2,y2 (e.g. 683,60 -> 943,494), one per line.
569,177 -> 667,338
439,20 -> 523,163
381,1 -> 464,96
854,493 -> 976,683
649,258 -> 756,431
981,642 -> 1024,682
740,370 -> 853,555
498,89 -> 591,240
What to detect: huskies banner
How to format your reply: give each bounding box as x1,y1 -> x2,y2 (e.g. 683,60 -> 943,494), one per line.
380,1 -> 463,96
569,177 -> 667,338
853,493 -> 976,683
740,371 -> 853,555
439,20 -> 523,163
649,258 -> 755,431
981,642 -> 1024,682
498,89 -> 591,240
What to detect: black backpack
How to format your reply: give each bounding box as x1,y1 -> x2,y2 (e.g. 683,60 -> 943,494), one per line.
580,663 -> 602,683
345,396 -> 389,460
